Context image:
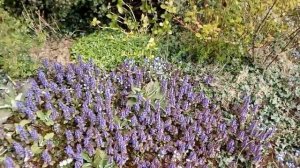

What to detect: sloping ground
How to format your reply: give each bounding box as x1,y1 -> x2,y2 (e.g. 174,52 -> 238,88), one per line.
30,38 -> 73,65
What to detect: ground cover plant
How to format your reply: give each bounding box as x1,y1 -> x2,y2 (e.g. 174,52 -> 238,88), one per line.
0,58 -> 277,167
71,29 -> 157,69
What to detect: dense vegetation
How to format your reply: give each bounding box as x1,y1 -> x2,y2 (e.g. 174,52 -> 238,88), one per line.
0,0 -> 299,167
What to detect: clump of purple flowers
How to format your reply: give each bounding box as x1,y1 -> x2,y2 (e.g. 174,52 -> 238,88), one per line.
8,57 -> 275,167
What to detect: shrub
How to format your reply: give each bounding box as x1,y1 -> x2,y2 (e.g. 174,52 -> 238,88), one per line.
71,29 -> 157,69
1,58 -> 276,167
0,7 -> 41,78
2,0 -> 110,32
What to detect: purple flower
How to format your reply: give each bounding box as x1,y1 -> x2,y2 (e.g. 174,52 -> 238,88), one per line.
237,131 -> 245,141
131,115 -> 138,126
4,157 -> 15,168
42,150 -> 51,164
201,97 -> 210,108
59,101 -> 71,120
75,116 -> 86,130
227,139 -> 235,153
13,142 -> 25,158
96,135 -> 104,148
65,145 -> 74,157
203,75 -> 213,86
29,128 -> 39,142
74,83 -> 82,99
65,130 -> 74,143
16,125 -> 28,141
230,119 -> 238,134
75,129 -> 83,140
37,70 -> 48,87
24,107 -> 36,121
187,151 -> 197,162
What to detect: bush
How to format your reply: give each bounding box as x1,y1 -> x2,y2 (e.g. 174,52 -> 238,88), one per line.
2,0 -> 110,32
0,58 -> 276,167
0,7 -> 42,78
71,29 -> 157,69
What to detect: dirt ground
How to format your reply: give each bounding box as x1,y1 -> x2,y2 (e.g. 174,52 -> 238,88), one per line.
30,38 -> 73,65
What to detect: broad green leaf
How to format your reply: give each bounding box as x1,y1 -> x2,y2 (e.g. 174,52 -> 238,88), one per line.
45,120 -> 54,126
15,93 -> 23,101
10,100 -> 18,111
19,120 -> 31,126
31,143 -> 42,154
126,99 -> 136,107
0,109 -> 12,125
82,163 -> 93,168
36,111 -> 46,120
44,132 -> 54,140
81,152 -> 92,162
93,149 -> 106,167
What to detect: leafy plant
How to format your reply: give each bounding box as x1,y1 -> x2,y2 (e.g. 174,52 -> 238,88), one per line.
0,7 -> 41,78
0,58 -> 276,167
71,29 -> 157,69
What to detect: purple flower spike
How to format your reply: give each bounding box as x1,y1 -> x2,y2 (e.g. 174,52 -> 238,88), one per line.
29,128 -> 39,142
4,157 -> 15,168
227,139 -> 235,153
13,142 -> 25,158
16,125 -> 28,141
42,150 -> 52,164
65,145 -> 74,157
65,130 -> 74,143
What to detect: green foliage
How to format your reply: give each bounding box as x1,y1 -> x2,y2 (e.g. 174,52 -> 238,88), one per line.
0,7 -> 41,78
2,0 -> 110,32
3,0 -> 298,63
71,29 -> 157,69
81,149 -> 115,168
183,60 -> 300,154
0,79 -> 29,124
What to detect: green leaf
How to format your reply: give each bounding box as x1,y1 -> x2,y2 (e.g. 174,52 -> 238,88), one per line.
117,0 -> 124,14
82,163 -> 93,168
81,152 -> 92,163
0,109 -> 12,125
126,98 -> 136,107
36,111 -> 47,120
15,93 -> 23,101
44,132 -> 54,140
19,119 -> 31,126
45,120 -> 54,126
93,149 -> 106,167
31,143 -> 42,154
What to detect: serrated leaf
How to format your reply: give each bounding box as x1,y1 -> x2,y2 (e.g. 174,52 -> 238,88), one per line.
44,132 -> 54,140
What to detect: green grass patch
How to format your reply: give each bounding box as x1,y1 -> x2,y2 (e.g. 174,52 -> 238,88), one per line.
71,29 -> 158,69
